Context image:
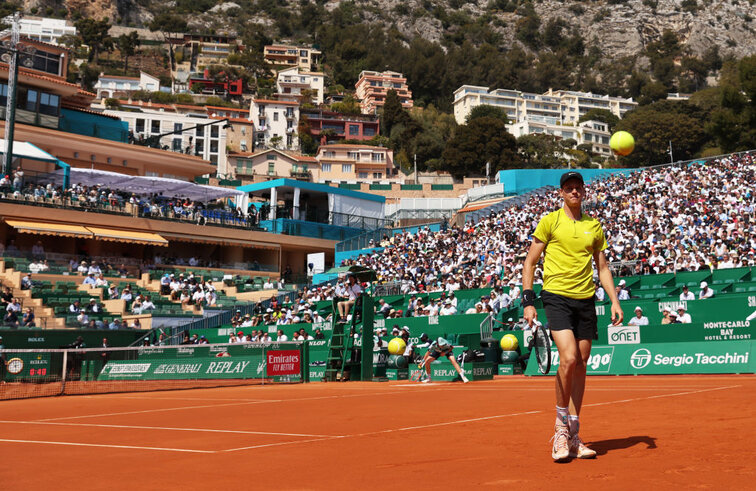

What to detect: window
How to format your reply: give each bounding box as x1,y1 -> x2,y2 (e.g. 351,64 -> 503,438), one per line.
0,84 -> 7,106
25,89 -> 37,112
174,123 -> 183,132
135,118 -> 145,133
372,153 -> 384,162
324,151 -> 335,158
273,112 -> 279,122
196,126 -> 205,137
210,140 -> 219,153
363,127 -> 376,137
286,134 -> 293,147
358,172 -> 368,179
240,141 -> 248,152
246,160 -> 253,173
268,162 -> 275,175
373,172 -> 382,179
347,151 -> 359,160
195,139 -> 204,153
267,154 -> 277,160
151,120 -> 161,133
210,125 -> 219,138
342,164 -> 352,173
349,125 -> 359,136
241,127 -> 246,136
321,163 -> 331,172
172,138 -> 182,151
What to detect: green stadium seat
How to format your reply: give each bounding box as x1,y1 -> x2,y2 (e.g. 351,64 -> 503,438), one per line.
673,270 -> 712,288
711,267 -> 751,285
636,273 -> 675,290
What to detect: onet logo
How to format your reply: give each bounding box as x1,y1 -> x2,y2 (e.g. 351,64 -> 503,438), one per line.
630,348 -> 652,369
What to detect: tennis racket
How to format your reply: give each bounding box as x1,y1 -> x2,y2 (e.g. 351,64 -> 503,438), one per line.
531,325 -> 552,375
410,358 -> 428,382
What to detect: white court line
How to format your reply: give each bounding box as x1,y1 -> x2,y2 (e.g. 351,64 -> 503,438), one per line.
0,438 -> 214,453
105,396 -> 273,402
35,390 -> 412,422
0,420 -> 333,438
36,399 -> 280,422
221,384 -> 742,452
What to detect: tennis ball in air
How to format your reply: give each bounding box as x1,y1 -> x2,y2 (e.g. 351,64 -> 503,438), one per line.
500,334 -> 519,351
610,131 -> 635,156
388,337 -> 407,356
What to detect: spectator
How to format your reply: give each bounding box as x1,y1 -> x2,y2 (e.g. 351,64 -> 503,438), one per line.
82,272 -> 97,287
107,285 -> 119,300
699,281 -> 715,299
77,311 -> 89,326
677,307 -> 692,324
336,274 -> 361,323
130,318 -> 142,329
86,298 -> 104,314
95,273 -> 108,288
31,240 -> 45,259
108,318 -> 122,330
22,307 -> 35,327
69,300 -> 82,314
439,299 -> 457,316
627,306 -> 649,326
20,273 -> 33,290
141,296 -> 156,311
679,285 -> 695,301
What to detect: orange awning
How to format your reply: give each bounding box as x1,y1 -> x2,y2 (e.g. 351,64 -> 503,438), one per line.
5,220 -> 93,238
458,198 -> 509,214
85,227 -> 168,247
161,232 -> 280,250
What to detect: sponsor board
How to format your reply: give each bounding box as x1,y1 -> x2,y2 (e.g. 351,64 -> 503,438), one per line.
98,354 -> 280,381
608,325 -> 641,345
266,350 -> 301,376
526,340 -> 756,375
408,362 -> 494,381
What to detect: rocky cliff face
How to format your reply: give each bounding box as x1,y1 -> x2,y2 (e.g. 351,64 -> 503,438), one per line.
21,0 -> 756,60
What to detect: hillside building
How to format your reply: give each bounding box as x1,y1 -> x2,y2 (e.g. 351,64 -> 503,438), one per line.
249,99 -> 299,151
315,144 -> 396,182
452,85 -> 636,126
94,72 -> 161,99
264,44 -> 321,72
275,67 -> 325,105
355,70 -> 413,115
299,109 -> 379,145
11,16 -> 76,45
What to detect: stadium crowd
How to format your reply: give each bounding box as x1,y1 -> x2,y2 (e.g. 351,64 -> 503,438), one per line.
339,152 -> 755,294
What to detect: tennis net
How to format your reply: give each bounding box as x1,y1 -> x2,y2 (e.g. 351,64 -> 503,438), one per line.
0,341 -> 307,401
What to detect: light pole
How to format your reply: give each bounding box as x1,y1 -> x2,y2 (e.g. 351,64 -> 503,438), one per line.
1,12 -> 36,177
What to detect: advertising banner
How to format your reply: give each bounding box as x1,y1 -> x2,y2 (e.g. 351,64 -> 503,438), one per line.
526,341 -> 755,376
266,350 -> 301,376
99,354 -> 267,381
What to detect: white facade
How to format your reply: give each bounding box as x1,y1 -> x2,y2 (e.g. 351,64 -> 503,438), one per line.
99,105 -> 229,176
507,119 -> 612,157
276,67 -> 325,105
94,72 -> 161,99
249,99 -> 299,151
453,85 -> 637,126
14,16 -> 76,45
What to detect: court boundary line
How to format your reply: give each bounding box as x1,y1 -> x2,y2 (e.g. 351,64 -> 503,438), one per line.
0,438 -> 214,453
0,420 -> 334,438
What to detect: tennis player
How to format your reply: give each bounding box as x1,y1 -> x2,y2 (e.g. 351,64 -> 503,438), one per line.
419,337 -> 469,383
522,171 -> 623,462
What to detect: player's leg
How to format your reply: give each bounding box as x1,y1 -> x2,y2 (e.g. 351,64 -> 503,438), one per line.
568,338 -> 593,416
568,298 -> 598,459
421,352 -> 433,382
448,354 -> 469,383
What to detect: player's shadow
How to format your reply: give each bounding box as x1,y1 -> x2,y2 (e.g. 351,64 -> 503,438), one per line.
589,435 -> 657,456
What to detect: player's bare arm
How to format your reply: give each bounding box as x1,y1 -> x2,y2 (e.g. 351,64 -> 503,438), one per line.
522,237 -> 546,327
593,249 -> 623,326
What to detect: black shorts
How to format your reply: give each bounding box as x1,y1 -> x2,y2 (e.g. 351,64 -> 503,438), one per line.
541,290 -> 598,340
428,350 -> 453,360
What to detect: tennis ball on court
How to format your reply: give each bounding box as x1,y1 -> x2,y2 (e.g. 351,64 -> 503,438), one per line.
500,334 -> 519,351
610,131 -> 635,156
388,337 -> 407,356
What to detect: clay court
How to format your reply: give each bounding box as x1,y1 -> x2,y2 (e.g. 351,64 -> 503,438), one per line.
1,375 -> 754,489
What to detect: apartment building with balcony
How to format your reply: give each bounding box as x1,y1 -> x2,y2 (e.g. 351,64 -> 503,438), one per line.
181,33 -> 241,70
249,99 -> 299,151
230,148 -> 319,183
97,100 -> 229,175
507,119 -> 612,157
300,108 -> 379,145
355,70 -> 413,115
275,66 -> 325,104
263,44 -> 321,72
94,72 -> 161,99
205,105 -> 254,156
13,16 -> 76,45
453,85 -> 637,126
315,144 -> 395,182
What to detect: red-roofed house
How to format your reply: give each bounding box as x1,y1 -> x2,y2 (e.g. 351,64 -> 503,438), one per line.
229,148 -> 319,183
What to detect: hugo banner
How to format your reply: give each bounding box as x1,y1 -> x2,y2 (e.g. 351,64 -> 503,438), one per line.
526,340 -> 755,376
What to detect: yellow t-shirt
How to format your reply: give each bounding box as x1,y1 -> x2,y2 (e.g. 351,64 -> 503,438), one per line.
532,208 -> 607,299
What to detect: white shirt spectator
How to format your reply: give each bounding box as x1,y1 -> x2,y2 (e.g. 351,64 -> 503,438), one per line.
680,289 -> 695,301
677,311 -> 692,323
627,315 -> 649,326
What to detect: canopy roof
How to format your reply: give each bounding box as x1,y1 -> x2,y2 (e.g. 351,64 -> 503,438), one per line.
0,141 -> 60,163
42,168 -> 243,201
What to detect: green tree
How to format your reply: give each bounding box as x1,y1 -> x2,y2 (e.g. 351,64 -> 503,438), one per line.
381,89 -> 410,138
517,134 -> 565,168
330,95 -> 362,115
117,31 -> 140,74
441,117 -> 518,178
74,17 -> 113,63
149,13 -> 187,71
615,101 -> 707,166
466,104 -> 509,124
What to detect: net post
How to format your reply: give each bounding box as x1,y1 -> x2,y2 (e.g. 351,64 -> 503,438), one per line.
302,340 -> 309,383
60,349 -> 68,395
261,343 -> 266,386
